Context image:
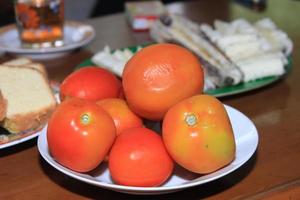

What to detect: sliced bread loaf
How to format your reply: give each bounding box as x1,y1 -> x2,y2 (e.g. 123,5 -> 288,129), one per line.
3,57 -> 32,66
3,57 -> 47,77
0,90 -> 6,121
0,65 -> 56,133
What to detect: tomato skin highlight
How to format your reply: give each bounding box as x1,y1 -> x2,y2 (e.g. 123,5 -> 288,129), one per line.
47,98 -> 116,172
122,43 -> 204,120
60,67 -> 121,102
109,127 -> 174,187
162,95 -> 236,174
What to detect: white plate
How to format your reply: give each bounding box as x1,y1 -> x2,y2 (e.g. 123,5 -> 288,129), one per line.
0,85 -> 60,150
37,105 -> 258,195
0,21 -> 95,59
0,131 -> 40,149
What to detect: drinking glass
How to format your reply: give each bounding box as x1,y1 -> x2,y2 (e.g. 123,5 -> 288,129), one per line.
14,0 -> 64,48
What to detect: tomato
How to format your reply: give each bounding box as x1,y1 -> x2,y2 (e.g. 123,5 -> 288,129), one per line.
47,98 -> 116,172
122,43 -> 204,120
109,127 -> 174,187
60,67 -> 121,101
118,85 -> 125,100
97,98 -> 143,135
162,95 -> 236,174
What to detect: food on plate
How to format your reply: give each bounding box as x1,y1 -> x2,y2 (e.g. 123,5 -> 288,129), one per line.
91,45 -> 142,77
0,60 -> 56,135
60,66 -> 122,101
162,95 -> 236,174
3,57 -> 32,66
234,52 -> 286,82
150,14 -> 244,90
202,18 -> 292,57
88,16 -> 292,92
47,98 -> 116,172
122,43 -> 204,120
200,18 -> 290,82
97,98 -> 143,136
3,57 -> 47,77
42,43 -> 239,185
117,85 -> 126,99
150,14 -> 292,89
0,91 -> 6,121
109,127 -> 174,187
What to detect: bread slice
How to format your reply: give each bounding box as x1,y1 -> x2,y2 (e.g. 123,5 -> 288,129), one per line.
0,65 -> 56,133
3,57 -> 32,65
3,57 -> 47,77
0,90 -> 6,121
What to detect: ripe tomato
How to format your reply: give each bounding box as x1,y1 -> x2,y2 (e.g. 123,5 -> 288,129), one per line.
118,85 -> 125,100
109,127 -> 174,187
162,95 -> 236,174
47,98 -> 116,172
122,43 -> 204,120
60,67 -> 121,101
97,98 -> 143,135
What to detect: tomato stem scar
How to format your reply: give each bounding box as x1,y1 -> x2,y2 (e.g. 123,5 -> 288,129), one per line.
81,113 -> 90,125
185,114 -> 197,126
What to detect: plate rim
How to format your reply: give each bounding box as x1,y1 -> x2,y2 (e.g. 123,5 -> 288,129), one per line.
0,21 -> 95,54
0,131 -> 39,149
37,104 -> 259,193
0,83 -> 60,149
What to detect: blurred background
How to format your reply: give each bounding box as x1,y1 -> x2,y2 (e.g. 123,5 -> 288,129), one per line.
0,0 -> 181,26
0,0 -> 299,40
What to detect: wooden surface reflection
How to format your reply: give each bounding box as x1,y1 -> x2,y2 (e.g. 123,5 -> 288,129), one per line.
1,0 -> 300,199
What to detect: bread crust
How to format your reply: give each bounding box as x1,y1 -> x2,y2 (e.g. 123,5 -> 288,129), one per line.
3,63 -> 47,77
0,62 -> 56,134
22,63 -> 47,77
0,90 -> 7,121
3,57 -> 32,65
3,57 -> 48,77
2,103 -> 56,133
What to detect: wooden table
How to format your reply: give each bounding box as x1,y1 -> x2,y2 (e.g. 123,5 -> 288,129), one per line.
1,0 -> 300,199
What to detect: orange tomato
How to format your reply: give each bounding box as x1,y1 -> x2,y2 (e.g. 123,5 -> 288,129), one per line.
60,67 -> 121,102
162,95 -> 236,174
122,43 -> 204,121
97,98 -> 143,135
109,127 -> 174,187
47,98 -> 116,172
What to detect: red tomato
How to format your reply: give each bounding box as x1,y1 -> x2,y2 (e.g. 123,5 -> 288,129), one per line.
60,67 -> 121,101
122,43 -> 204,120
162,95 -> 236,174
109,127 -> 174,187
47,98 -> 116,172
97,98 -> 143,135
118,85 -> 125,100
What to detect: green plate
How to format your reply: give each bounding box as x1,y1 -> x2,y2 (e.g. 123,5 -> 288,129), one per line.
77,46 -> 292,98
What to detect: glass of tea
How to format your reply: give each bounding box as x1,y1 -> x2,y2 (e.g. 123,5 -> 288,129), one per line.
14,0 -> 64,48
